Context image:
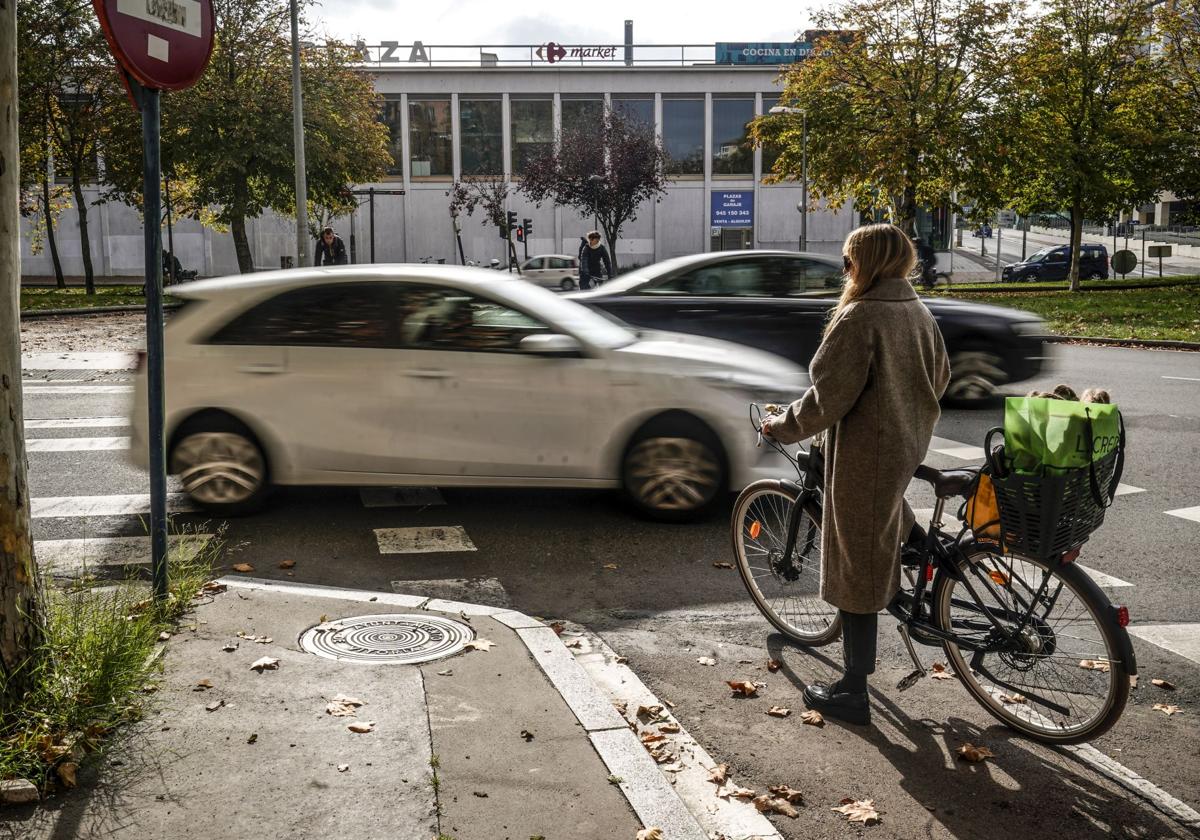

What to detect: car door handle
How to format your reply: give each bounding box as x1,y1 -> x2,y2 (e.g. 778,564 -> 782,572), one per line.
404,368 -> 453,379
238,363 -> 286,375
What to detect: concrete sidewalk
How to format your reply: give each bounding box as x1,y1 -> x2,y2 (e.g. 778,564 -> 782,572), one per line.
0,578 -> 721,840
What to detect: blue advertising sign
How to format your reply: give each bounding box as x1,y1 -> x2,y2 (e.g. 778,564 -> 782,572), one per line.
715,42 -> 813,65
711,191 -> 753,227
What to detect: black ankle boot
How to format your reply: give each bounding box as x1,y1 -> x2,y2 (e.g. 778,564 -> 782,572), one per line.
802,682 -> 871,725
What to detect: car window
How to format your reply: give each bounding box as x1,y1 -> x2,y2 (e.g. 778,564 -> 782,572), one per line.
397,286 -> 551,352
775,256 -> 843,294
1045,249 -> 1068,263
522,258 -> 545,271
208,283 -> 394,347
641,259 -> 769,297
546,257 -> 572,270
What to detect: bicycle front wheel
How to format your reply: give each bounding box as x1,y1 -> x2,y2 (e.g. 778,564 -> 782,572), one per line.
732,480 -> 840,646
934,547 -> 1130,744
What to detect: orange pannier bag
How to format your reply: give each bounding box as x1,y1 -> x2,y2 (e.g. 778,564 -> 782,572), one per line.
965,471 -> 1002,543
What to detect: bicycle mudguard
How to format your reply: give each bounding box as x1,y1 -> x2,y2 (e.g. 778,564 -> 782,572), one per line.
1110,609 -> 1138,675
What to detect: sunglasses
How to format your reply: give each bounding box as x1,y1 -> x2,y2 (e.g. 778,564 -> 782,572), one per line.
842,256 -> 853,272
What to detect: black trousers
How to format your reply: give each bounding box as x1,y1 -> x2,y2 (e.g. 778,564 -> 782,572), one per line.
840,609 -> 878,677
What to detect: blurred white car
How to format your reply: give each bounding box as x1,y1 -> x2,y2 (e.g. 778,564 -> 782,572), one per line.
519,254 -> 579,290
130,265 -> 804,520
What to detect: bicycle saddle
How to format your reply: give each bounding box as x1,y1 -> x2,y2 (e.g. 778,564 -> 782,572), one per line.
914,464 -> 976,498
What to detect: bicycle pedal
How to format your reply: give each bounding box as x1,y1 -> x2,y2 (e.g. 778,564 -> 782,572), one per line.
897,669 -> 925,692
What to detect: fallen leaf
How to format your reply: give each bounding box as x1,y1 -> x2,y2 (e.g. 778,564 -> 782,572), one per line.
1152,679 -> 1177,691
1079,659 -> 1111,673
326,695 -> 364,717
636,704 -> 665,721
707,763 -> 730,785
712,562 -> 734,569
520,730 -> 535,742
337,764 -> 349,773
718,786 -> 757,800
832,798 -> 881,825
194,679 -> 214,691
158,631 -> 171,641
727,680 -> 759,697
766,659 -> 782,673
257,637 -> 273,644
464,639 -> 495,652
347,721 -> 376,733
565,640 -> 582,649
201,581 -> 227,594
659,722 -> 680,734
613,700 -> 629,715
472,791 -> 488,798
58,763 -> 78,788
278,560 -> 296,569
1000,693 -> 1027,705
769,784 -> 805,804
549,621 -> 566,635
640,732 -> 667,745
767,706 -> 792,718
246,733 -> 258,745
800,710 -> 825,727
1130,675 -> 1139,689
250,657 -> 280,673
437,669 -> 453,676
753,794 -> 799,818
958,743 -> 996,763
930,662 -> 955,681
221,643 -> 238,653
319,614 -> 329,623
603,563 -> 619,570
636,829 -> 664,840
206,699 -> 225,712
231,563 -> 254,573
615,655 -> 629,664
140,684 -> 158,694
697,657 -> 716,666
1153,703 -> 1182,716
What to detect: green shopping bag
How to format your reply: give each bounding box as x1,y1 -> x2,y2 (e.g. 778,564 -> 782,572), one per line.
1004,397 -> 1123,475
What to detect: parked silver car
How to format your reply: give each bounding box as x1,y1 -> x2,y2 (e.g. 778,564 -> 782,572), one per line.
520,254 -> 580,290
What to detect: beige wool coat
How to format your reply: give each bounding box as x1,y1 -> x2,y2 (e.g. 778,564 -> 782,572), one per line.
769,276 -> 950,614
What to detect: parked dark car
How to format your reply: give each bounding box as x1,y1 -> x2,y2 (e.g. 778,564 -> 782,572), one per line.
1002,244 -> 1109,282
570,251 -> 1051,405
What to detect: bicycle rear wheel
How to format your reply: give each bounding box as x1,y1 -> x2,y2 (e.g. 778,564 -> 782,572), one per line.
731,480 -> 840,646
934,547 -> 1130,744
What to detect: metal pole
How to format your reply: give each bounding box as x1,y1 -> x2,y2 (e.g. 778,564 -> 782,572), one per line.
349,207 -> 357,264
995,224 -> 1002,282
800,111 -> 808,252
289,0 -> 309,267
140,85 -> 168,602
1141,229 -> 1145,278
369,187 -> 375,263
1021,216 -> 1027,260
1112,220 -> 1117,279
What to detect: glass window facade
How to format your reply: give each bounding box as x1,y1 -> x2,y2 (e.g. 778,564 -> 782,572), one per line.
761,95 -> 782,177
561,98 -> 604,135
712,98 -> 754,176
380,97 -> 404,177
460,98 -> 503,176
612,97 -> 655,131
662,98 -> 704,176
511,98 -> 553,175
409,97 -> 452,178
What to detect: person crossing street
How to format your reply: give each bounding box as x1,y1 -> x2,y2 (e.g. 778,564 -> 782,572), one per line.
578,230 -> 612,289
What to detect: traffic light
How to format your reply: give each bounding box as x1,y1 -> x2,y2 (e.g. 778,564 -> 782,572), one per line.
523,218 -> 533,239
506,210 -> 517,236
515,225 -> 525,243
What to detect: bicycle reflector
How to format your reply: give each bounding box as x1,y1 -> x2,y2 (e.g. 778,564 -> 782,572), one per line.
749,520 -> 762,539
989,570 -> 1010,586
1116,605 -> 1130,627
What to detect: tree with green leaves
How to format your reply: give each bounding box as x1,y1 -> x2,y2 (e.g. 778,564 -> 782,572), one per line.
997,0 -> 1172,290
116,0 -> 391,273
519,109 -> 668,273
750,0 -> 1014,235
448,176 -> 522,273
1156,0 -> 1200,216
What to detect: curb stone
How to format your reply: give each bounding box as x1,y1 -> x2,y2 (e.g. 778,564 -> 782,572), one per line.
1047,335 -> 1200,351
19,302 -> 185,319
216,576 -> 709,840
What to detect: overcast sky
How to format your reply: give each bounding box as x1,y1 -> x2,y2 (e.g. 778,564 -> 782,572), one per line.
314,1 -> 813,47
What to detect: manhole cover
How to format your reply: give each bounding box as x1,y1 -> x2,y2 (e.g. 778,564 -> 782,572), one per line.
298,614 -> 475,665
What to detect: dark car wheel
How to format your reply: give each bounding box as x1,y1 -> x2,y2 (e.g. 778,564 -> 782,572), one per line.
1087,270 -> 1107,280
170,413 -> 271,515
945,347 -> 1009,407
560,277 -> 576,291
621,417 -> 727,522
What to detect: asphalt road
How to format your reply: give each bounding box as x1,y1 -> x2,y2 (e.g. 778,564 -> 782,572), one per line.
953,227 -> 1200,278
18,343 -> 1200,839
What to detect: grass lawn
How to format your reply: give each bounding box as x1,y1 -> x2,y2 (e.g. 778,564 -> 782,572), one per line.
944,275 -> 1200,293
19,285 -> 167,312
947,283 -> 1200,342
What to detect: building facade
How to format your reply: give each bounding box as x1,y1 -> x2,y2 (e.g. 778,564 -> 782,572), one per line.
20,43 -> 856,278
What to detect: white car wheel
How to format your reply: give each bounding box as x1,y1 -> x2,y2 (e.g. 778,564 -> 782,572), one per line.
622,433 -> 725,520
170,421 -> 269,513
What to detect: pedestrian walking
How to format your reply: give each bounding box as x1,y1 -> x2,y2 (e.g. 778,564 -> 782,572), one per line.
761,223 -> 950,726
577,230 -> 612,290
315,226 -> 349,266
913,235 -> 937,290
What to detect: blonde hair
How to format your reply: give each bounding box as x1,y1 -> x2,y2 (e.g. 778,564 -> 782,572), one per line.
828,223 -> 916,333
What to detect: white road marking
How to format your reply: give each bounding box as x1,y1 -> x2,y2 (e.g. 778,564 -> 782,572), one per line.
928,436 -> 986,460
1165,506 -> 1200,523
1115,483 -> 1145,496
32,493 -> 197,518
1127,623 -> 1200,666
23,385 -> 133,395
23,378 -> 85,385
23,417 -> 129,429
374,526 -> 476,554
1075,564 -> 1134,589
360,487 -> 445,508
26,436 -> 131,452
36,534 -> 213,574
1162,376 -> 1200,382
21,351 -> 137,370
389,577 -> 510,608
1061,743 -> 1200,829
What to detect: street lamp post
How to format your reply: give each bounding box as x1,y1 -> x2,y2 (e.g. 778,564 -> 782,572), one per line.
770,106 -> 807,251
289,0 -> 309,267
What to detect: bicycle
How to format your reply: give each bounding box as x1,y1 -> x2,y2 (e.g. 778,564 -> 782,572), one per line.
732,404 -> 1135,744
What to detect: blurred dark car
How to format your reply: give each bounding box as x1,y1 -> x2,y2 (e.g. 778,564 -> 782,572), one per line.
571,251 -> 1051,405
1002,244 -> 1109,282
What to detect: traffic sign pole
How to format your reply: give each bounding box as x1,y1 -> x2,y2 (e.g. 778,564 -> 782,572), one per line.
139,82 -> 169,602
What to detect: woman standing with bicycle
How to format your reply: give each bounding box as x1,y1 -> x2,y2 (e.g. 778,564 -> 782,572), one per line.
761,223 -> 950,725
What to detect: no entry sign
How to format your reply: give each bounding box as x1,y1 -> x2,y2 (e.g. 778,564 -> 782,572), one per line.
93,0 -> 214,90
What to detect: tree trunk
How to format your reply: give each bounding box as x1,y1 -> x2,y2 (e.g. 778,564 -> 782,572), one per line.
603,224 -> 620,275
1068,204 -> 1083,292
230,212 -> 254,273
71,177 -> 95,294
897,182 -> 918,236
0,0 -> 43,700
39,175 -> 65,288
